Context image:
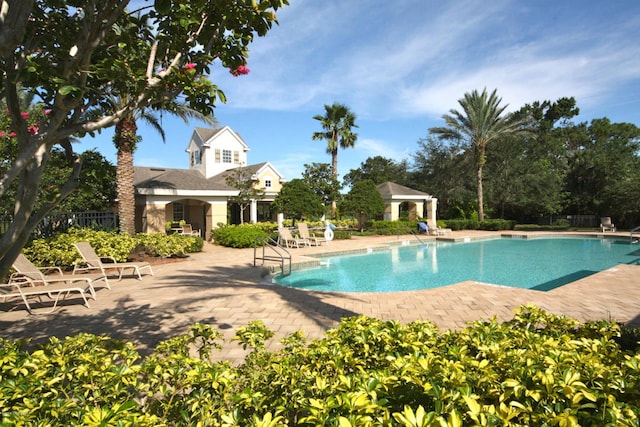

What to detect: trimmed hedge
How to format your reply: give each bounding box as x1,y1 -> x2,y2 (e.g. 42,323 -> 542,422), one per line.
0,306 -> 638,425
212,224 -> 270,248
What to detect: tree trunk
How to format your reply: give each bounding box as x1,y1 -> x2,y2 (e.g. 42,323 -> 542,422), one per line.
331,148 -> 338,216
115,117 -> 138,237
477,145 -> 485,222
0,146 -> 82,280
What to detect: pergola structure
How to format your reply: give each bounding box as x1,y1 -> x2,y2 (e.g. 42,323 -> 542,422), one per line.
376,182 -> 438,226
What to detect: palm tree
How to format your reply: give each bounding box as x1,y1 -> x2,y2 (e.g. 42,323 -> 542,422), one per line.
429,88 -> 530,221
113,98 -> 217,236
312,102 -> 358,213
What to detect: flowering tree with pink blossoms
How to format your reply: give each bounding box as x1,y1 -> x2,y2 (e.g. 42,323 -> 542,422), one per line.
0,0 -> 288,279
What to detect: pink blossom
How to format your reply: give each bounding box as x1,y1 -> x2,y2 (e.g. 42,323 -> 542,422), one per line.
9,132 -> 16,137
184,63 -> 196,70
20,112 -> 29,119
44,109 -> 52,115
28,125 -> 39,135
0,132 -> 5,138
230,65 -> 250,77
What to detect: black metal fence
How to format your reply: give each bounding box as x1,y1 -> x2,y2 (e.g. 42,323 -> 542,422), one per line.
1,211 -> 119,238
537,214 -> 599,228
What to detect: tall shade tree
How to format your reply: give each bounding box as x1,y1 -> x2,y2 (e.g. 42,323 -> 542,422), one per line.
111,97 -> 217,236
272,179 -> 324,224
340,179 -> 385,231
343,156 -> 410,188
302,162 -> 341,210
0,0 -> 287,280
224,166 -> 265,225
429,88 -> 530,221
312,102 -> 358,213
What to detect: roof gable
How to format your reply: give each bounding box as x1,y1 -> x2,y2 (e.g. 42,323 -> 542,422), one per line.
193,126 -> 249,151
376,181 -> 431,199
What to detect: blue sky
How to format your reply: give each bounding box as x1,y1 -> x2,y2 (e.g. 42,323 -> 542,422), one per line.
76,0 -> 640,182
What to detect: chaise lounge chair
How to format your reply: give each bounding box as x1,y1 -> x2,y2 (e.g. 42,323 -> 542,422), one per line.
297,222 -> 327,246
600,217 -> 616,232
0,277 -> 92,314
73,242 -> 154,280
278,227 -> 307,248
11,253 -> 106,300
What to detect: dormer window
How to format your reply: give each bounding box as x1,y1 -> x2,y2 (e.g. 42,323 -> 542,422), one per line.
265,179 -> 272,188
194,149 -> 201,165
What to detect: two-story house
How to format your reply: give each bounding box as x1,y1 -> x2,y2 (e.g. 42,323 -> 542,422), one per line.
134,126 -> 285,240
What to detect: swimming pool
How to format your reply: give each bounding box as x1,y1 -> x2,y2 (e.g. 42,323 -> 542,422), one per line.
273,237 -> 640,292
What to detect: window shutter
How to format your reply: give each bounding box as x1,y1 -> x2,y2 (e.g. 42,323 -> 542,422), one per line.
215,149 -> 220,163
234,151 -> 239,164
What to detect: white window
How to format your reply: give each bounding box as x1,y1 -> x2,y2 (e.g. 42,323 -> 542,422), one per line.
264,179 -> 272,188
193,149 -> 201,165
222,149 -> 232,163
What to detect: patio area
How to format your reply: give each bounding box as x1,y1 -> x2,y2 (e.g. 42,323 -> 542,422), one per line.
1,231 -> 639,364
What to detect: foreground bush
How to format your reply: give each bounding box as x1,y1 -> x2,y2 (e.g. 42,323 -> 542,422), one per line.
23,228 -> 202,268
1,306 -> 638,425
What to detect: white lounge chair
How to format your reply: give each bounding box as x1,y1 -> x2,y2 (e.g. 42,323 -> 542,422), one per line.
1,278 -> 92,314
297,222 -> 327,246
11,253 -> 106,300
278,227 -> 307,248
180,224 -> 201,237
73,242 -> 153,280
600,217 -> 616,232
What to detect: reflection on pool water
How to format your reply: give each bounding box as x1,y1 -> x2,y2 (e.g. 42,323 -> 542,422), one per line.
273,237 -> 640,292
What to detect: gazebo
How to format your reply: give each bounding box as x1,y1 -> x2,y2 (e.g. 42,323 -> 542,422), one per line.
376,182 -> 438,226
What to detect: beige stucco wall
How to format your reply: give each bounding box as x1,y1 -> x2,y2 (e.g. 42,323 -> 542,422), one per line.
210,202 -> 228,228
145,203 -> 167,234
254,169 -> 283,193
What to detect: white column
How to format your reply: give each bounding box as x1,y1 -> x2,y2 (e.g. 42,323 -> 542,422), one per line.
427,198 -> 438,226
250,199 -> 257,223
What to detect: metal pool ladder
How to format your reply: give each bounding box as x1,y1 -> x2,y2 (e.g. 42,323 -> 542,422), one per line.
254,236 -> 292,276
631,226 -> 640,243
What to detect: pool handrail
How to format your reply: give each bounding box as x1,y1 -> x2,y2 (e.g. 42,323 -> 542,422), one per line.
254,236 -> 292,276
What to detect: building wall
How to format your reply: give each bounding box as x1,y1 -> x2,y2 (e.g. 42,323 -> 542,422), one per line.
201,128 -> 248,178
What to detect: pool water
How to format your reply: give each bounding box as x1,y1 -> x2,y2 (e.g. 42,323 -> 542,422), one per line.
273,237 -> 640,292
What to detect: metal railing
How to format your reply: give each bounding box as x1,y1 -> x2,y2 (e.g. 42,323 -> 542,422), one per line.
254,236 -> 292,276
631,226 -> 640,243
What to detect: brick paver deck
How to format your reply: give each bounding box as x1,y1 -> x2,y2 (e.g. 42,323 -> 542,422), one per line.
1,231 -> 639,364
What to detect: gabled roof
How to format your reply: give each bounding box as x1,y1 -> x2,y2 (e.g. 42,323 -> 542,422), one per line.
134,162 -> 280,192
193,126 -> 249,150
135,166 -> 233,191
376,182 -> 432,199
245,161 -> 286,181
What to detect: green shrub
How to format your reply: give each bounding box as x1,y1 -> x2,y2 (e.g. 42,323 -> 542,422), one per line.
478,219 -> 516,231
0,306 -> 638,425
443,218 -> 480,230
552,218 -> 571,228
134,232 -> 203,257
22,228 -> 202,269
366,220 -> 414,235
212,224 -> 269,248
514,223 -> 572,231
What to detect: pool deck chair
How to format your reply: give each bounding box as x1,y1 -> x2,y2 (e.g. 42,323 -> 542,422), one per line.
297,222 -> 327,246
0,278 -> 92,314
73,242 -> 154,281
600,217 -> 616,232
180,224 -> 201,237
278,227 -> 307,248
11,253 -> 106,298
